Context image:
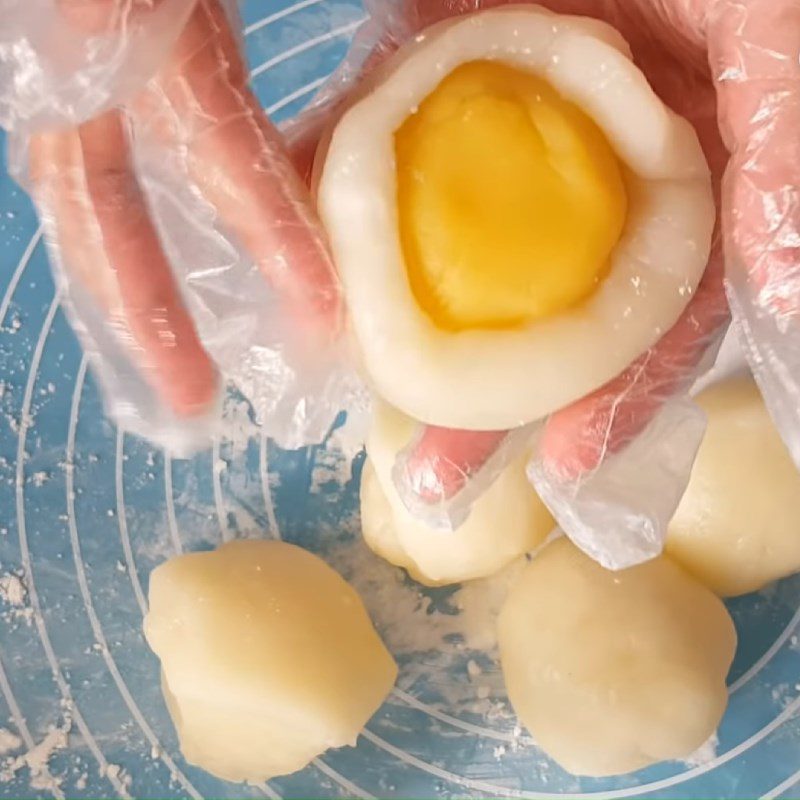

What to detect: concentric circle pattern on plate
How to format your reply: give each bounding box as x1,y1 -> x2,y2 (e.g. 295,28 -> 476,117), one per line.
1,2 -> 800,797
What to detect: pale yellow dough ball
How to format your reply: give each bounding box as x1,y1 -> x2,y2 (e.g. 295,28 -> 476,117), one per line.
143,540 -> 397,783
667,376 -> 800,597
498,538 -> 736,777
360,400 -> 554,585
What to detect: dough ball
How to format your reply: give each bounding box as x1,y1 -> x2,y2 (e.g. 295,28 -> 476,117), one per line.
667,376 -> 800,596
144,540 -> 397,782
361,400 -> 554,585
318,6 -> 713,430
360,461 -> 424,580
498,538 -> 736,777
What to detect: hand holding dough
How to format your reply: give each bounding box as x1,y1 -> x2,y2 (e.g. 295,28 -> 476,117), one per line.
360,400 -> 554,585
666,376 -> 800,597
498,538 -> 736,777
144,540 -> 397,782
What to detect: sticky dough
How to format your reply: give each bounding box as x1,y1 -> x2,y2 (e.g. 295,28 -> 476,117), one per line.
317,5 -> 713,429
143,540 -> 397,782
498,538 -> 736,776
360,400 -> 554,585
667,376 -> 800,597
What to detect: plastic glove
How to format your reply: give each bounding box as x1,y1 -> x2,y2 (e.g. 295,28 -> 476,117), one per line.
287,0 -> 796,567
5,0 -> 796,565
394,0 -> 799,567
709,0 -> 800,472
5,0 -> 353,452
0,0 -> 196,131
285,0 -> 729,564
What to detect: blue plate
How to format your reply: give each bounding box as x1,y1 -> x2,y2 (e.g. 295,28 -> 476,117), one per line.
1,2 -> 800,797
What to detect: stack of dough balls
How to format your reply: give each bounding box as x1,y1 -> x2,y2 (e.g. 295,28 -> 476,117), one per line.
498,375 -> 800,776
139,378 -> 800,783
144,540 -> 397,782
320,2 -> 712,587
139,0 -> 800,781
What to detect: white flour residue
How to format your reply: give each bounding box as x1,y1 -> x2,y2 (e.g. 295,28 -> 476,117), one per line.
310,442 -> 354,495
682,733 -> 718,766
29,471 -> 49,487
454,562 -> 526,651
104,763 -> 132,789
0,712 -> 71,794
216,395 -> 262,456
133,511 -> 218,564
317,482 -> 547,746
0,730 -> 21,755
770,682 -> 797,710
125,519 -> 181,564
0,572 -> 32,627
326,537 -> 520,656
0,573 -> 26,607
324,531 -> 532,743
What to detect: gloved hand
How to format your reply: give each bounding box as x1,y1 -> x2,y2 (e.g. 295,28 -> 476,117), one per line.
4,0 -> 798,564
381,0 -> 730,534
282,0 -> 799,565
5,0 -> 348,451
389,0 -> 800,504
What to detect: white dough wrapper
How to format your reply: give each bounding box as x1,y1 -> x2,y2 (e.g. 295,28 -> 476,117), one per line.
144,540 -> 397,783
667,376 -> 800,597
498,538 -> 737,777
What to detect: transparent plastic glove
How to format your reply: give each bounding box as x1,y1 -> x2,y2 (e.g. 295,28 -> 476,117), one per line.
25,109 -> 222,450
0,0 -> 196,131
287,0 -> 734,566
707,1 -> 800,472
7,0 -> 356,453
392,0 -> 800,568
